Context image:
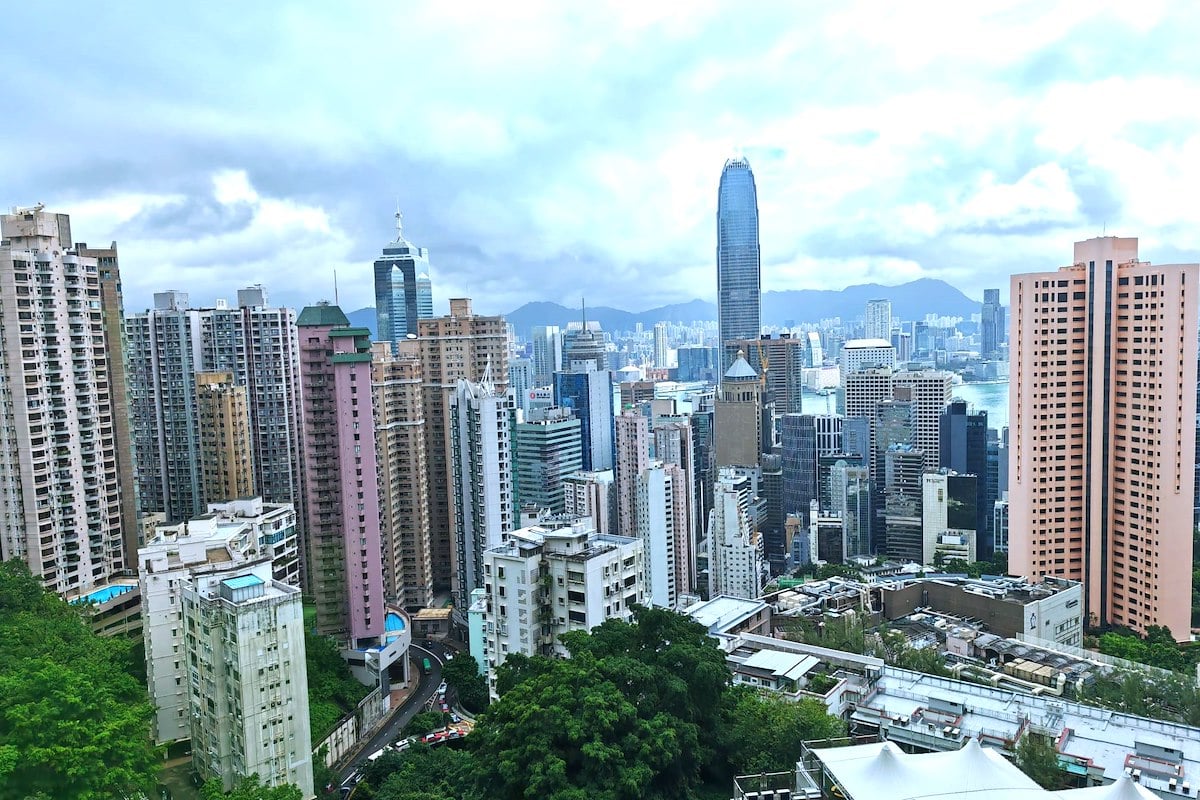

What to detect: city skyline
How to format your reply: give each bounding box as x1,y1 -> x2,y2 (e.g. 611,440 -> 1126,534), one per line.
3,4 -> 1198,316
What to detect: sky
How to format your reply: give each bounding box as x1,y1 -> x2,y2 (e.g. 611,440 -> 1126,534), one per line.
2,1 -> 1198,316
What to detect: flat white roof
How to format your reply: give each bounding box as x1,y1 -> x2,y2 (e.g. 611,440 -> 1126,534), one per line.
741,649 -> 819,681
684,595 -> 766,634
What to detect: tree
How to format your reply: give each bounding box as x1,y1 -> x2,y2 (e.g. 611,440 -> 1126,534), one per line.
201,775 -> 303,799
441,652 -> 490,713
406,711 -> 447,737
306,626 -> 371,740
366,746 -> 480,800
1015,733 -> 1064,789
718,687 -> 845,778
0,560 -> 160,800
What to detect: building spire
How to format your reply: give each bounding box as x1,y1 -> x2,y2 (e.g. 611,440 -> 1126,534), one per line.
480,356 -> 495,396
394,204 -> 404,242
581,297 -> 587,330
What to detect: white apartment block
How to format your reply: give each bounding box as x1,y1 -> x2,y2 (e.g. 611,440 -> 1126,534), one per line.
636,463 -> 678,609
708,469 -> 764,600
184,561 -> 314,798
450,377 -> 515,610
139,498 -> 300,745
481,518 -> 645,693
0,208 -> 124,596
563,469 -> 615,536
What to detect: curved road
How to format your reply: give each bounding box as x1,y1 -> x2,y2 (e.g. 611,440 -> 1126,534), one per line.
335,640 -> 449,787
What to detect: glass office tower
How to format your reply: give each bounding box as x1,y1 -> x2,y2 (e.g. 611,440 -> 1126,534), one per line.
716,157 -> 761,375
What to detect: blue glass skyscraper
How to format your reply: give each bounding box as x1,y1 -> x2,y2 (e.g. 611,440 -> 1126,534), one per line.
554,365 -> 614,471
374,210 -> 432,347
716,157 -> 761,375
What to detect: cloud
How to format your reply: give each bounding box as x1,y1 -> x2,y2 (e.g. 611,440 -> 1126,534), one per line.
0,1 -> 1197,314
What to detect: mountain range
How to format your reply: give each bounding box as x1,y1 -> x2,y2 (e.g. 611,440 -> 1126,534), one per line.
345,278 -> 980,338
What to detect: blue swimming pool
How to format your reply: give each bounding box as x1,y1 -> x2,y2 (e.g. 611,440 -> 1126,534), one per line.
384,611 -> 406,644
70,584 -> 136,605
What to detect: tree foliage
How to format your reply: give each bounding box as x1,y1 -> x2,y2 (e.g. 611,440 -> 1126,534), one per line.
1015,734 -> 1064,789
367,605 -> 845,800
407,711 -> 448,737
201,774 -> 303,799
0,560 -> 160,800
306,626 -> 371,741
1096,626 -> 1194,673
358,746 -> 480,800
442,652 -> 490,713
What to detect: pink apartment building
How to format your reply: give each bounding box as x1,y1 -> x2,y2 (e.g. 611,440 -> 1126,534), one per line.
1009,237 -> 1197,639
297,304 -> 385,645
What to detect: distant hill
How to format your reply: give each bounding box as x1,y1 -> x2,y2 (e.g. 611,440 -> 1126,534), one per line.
346,278 -> 980,338
762,278 -> 978,326
346,307 -> 377,338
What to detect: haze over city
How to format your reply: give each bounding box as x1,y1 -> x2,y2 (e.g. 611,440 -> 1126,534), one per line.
4,2 -> 1200,314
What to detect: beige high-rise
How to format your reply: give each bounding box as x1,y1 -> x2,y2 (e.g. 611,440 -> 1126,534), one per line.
1010,237 -> 1197,639
0,208 -> 124,595
76,241 -> 139,563
371,340 -> 432,610
196,371 -> 254,504
418,298 -> 508,591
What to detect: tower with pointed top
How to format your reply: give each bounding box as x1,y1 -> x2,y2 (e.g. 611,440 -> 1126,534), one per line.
374,209 -> 433,347
716,157 -> 761,375
563,299 -> 608,372
714,350 -> 763,468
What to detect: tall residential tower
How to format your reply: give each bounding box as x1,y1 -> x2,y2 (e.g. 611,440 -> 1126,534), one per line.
1009,237 -> 1197,638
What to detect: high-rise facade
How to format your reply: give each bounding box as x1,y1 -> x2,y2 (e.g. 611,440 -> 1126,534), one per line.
195,370 -> 255,505
563,470 -> 616,536
374,211 -> 432,346
676,345 -> 718,382
419,298 -> 508,590
297,305 -> 385,643
922,472 -> 978,565
882,444 -> 925,562
864,299 -> 892,341
76,240 -> 139,564
183,561 -> 313,797
514,407 -> 583,514
636,462 -> 682,609
708,468 -> 763,599
614,410 -> 649,537
449,376 -> 515,610
127,288 -> 302,525
727,334 -> 807,414
530,325 -> 563,385
371,341 -> 432,610
562,318 -> 608,372
980,288 -> 1004,359
714,352 -> 762,468
939,400 -> 991,557
653,322 -> 669,369
0,208 -> 124,596
1009,237 -> 1197,638
554,363 -> 614,471
892,371 -> 954,473
716,157 -> 761,374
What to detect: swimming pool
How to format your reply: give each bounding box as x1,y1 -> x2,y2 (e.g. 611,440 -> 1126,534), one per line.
384,611 -> 406,644
70,584 -> 136,605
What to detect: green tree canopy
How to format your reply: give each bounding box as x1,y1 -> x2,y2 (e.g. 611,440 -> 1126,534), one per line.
201,774 -> 303,799
1015,733 -> 1064,790
0,560 -> 160,800
442,652 -> 489,713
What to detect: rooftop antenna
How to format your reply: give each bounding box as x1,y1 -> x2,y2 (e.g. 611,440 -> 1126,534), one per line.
581,297 -> 587,330
333,269 -> 339,305
480,356 -> 495,396
394,200 -> 403,242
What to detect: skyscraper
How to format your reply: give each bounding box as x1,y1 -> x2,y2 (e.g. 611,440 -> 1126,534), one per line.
297,304 -> 385,643
939,400 -> 990,557
195,370 -> 255,505
980,288 -> 1003,359
530,325 -> 563,385
653,322 -> 669,369
374,210 -> 432,347
892,370 -> 954,473
449,376 -> 515,609
615,410 -> 649,537
0,208 -> 125,596
1010,237 -> 1197,638
371,340 -> 432,611
716,157 -> 761,374
127,288 -> 302,526
563,307 -> 608,372
714,351 -> 762,468
513,407 -> 583,514
419,298 -> 508,591
727,333 -> 807,413
554,362 -> 614,471
76,240 -> 139,564
708,468 -> 763,599
865,299 -> 892,341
